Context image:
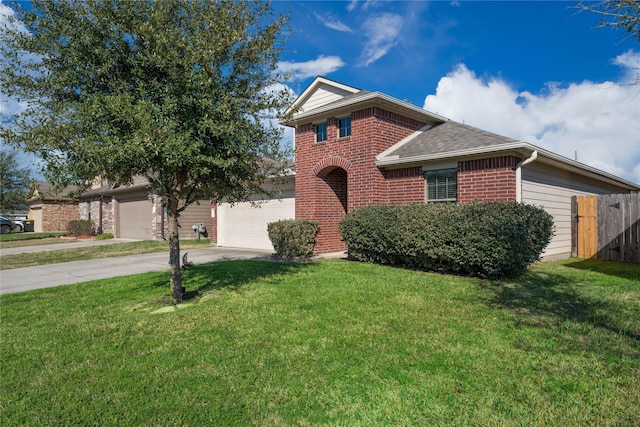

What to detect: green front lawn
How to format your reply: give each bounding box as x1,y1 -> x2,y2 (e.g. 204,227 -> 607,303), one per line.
0,231 -> 68,245
1,259 -> 639,425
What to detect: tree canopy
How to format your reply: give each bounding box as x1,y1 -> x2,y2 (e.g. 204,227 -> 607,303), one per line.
0,0 -> 293,301
577,0 -> 640,42
0,149 -> 31,214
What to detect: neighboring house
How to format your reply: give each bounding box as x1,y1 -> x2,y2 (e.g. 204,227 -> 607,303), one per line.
27,182 -> 80,232
281,77 -> 640,259
79,177 -> 211,240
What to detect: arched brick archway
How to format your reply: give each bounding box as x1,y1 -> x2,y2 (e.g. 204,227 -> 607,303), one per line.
313,156 -> 351,177
312,157 -> 350,253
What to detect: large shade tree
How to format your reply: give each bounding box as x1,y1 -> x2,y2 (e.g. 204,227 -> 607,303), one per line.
0,0 -> 294,301
0,149 -> 31,213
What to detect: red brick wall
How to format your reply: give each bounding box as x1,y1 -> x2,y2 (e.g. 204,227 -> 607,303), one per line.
385,167 -> 425,205
295,107 -> 425,253
313,168 -> 348,253
457,156 -> 520,203
294,104 -> 521,253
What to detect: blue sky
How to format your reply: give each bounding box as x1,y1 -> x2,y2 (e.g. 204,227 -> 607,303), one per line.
2,1 -> 639,183
273,1 -> 640,183
276,1 -> 632,103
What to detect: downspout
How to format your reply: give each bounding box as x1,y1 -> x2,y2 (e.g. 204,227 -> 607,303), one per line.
515,150 -> 538,202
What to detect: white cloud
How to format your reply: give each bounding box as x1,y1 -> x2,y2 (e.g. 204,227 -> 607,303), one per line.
277,55 -> 346,80
313,12 -> 353,33
0,0 -> 25,32
423,55 -> 640,184
0,1 -> 29,116
613,49 -> 640,85
347,1 -> 380,12
0,94 -> 27,116
360,13 -> 403,67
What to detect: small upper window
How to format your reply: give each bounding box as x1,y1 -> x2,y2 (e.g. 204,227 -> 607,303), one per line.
315,123 -> 327,142
426,168 -> 457,202
338,117 -> 351,138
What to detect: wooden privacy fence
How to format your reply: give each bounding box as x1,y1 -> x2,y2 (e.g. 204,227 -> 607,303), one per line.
571,194 -> 639,263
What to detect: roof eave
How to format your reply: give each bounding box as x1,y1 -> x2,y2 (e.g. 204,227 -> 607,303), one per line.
533,147 -> 640,191
377,142 -> 640,191
376,142 -> 534,168
281,92 -> 447,127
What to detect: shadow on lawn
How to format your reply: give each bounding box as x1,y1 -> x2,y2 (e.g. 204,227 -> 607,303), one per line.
480,269 -> 640,358
563,258 -> 640,281
179,259 -> 308,300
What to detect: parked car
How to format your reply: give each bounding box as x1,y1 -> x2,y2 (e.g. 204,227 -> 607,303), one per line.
12,219 -> 24,232
0,216 -> 15,234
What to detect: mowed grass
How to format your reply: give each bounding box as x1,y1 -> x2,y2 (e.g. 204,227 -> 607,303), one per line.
0,239 -> 212,269
0,232 -> 69,248
1,259 -> 639,426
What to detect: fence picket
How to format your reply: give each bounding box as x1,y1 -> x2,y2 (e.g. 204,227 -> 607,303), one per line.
578,193 -> 639,263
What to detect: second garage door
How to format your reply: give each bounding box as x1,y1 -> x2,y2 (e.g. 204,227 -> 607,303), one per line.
218,193 -> 295,251
118,197 -> 153,240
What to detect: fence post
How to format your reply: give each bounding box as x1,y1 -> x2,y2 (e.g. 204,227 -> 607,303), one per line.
571,195 -> 578,258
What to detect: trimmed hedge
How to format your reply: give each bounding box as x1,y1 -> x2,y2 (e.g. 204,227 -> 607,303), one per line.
67,219 -> 93,236
267,219 -> 319,258
339,202 -> 554,278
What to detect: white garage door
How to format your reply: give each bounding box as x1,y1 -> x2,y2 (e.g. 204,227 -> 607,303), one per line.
218,195 -> 295,250
118,198 -> 153,240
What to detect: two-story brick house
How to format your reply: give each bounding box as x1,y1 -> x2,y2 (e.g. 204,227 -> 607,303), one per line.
279,77 -> 639,259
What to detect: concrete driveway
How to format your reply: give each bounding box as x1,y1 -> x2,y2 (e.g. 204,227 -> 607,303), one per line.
0,242 -> 272,295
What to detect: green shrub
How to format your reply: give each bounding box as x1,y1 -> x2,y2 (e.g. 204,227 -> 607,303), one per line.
267,219 -> 319,258
67,220 -> 93,236
339,202 -> 554,278
95,233 -> 114,240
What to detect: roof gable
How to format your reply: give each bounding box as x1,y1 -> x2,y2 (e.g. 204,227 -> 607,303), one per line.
288,76 -> 360,117
28,181 -> 79,201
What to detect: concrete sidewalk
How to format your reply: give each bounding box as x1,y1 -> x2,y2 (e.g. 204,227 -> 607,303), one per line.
0,246 -> 273,295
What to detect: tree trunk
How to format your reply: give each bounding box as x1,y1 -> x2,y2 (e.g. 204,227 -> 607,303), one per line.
167,205 -> 183,303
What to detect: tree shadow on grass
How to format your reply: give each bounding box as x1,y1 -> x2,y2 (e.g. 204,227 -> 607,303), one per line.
179,259 -> 309,301
479,269 -> 640,359
563,258 -> 640,281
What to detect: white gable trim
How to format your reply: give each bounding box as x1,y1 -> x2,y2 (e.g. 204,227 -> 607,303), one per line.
286,77 -> 359,117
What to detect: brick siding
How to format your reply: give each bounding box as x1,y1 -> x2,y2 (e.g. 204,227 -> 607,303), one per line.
457,156 -> 520,203
294,100 -> 522,254
295,107 -> 425,253
42,202 -> 79,232
150,195 -> 165,240
79,198 -> 115,234
384,167 -> 425,205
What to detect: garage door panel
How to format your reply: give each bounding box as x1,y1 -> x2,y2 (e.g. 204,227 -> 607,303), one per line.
218,197 -> 295,250
118,199 -> 152,240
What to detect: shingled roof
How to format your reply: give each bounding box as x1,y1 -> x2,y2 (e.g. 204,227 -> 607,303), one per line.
380,120 -> 520,160
28,181 -> 79,202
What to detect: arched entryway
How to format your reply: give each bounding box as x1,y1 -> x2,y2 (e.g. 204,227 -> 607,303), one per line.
314,166 -> 348,253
